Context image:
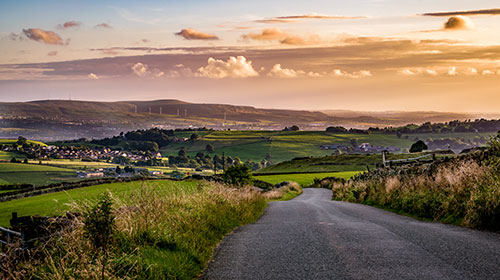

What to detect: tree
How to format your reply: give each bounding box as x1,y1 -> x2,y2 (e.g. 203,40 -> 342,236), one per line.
206,144 -> 215,153
23,158 -> 28,164
178,148 -> 186,157
115,166 -> 122,174
410,140 -> 428,153
16,136 -> 27,146
222,164 -> 253,186
190,133 -> 199,141
326,126 -> 347,133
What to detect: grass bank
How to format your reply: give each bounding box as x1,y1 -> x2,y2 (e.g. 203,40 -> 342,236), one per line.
2,180 -> 267,279
330,160 -> 500,230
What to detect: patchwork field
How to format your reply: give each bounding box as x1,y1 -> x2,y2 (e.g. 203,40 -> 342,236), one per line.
160,131 -> 493,163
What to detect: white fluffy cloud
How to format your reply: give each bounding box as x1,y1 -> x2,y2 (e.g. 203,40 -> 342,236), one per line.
131,62 -> 164,78
398,68 -> 438,76
88,73 -> 99,80
196,56 -> 259,79
330,69 -> 372,78
267,64 -> 322,78
266,64 -> 371,79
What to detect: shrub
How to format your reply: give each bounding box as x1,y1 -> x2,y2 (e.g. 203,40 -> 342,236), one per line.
222,164 -> 253,186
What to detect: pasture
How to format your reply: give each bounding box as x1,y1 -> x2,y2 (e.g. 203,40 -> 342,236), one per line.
0,139 -> 47,147
0,180 -> 199,227
255,171 -> 361,186
0,162 -> 77,185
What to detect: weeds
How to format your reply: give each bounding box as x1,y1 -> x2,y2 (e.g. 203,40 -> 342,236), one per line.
1,180 -> 267,279
330,160 -> 500,230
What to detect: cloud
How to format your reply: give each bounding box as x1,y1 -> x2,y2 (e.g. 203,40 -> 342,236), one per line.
276,14 -> 365,20
280,35 -> 321,45
95,23 -> 112,29
165,64 -> 194,78
444,16 -> 474,30
267,64 -> 322,78
398,68 -> 438,76
254,19 -> 296,24
88,73 -> 99,79
242,28 -> 322,45
423,8 -> 500,17
196,56 -> 259,79
447,67 -> 457,76
131,63 -> 164,78
47,51 -> 58,56
102,48 -> 120,56
8,32 -> 25,41
330,69 -> 372,78
22,28 -> 64,45
56,21 -> 81,29
175,28 -> 219,40
482,69 -> 495,75
242,28 -> 286,41
398,69 -> 417,76
465,67 -> 478,75
255,14 -> 365,23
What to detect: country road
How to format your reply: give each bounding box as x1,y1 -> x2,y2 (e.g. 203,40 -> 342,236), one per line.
203,188 -> 500,280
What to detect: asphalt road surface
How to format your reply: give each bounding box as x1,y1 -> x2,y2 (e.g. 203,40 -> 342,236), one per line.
203,188 -> 500,280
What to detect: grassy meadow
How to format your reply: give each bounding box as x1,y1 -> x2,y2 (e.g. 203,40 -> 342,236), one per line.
0,139 -> 47,147
2,180 -> 268,279
0,162 -> 78,186
255,171 -> 361,186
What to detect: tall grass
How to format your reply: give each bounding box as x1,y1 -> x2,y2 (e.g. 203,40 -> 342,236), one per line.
1,181 -> 267,279
330,159 -> 500,230
262,182 -> 302,201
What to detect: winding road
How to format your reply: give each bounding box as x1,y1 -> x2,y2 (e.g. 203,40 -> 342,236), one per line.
203,188 -> 500,280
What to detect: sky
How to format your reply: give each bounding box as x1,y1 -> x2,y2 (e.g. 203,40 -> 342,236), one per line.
1,0 -> 500,112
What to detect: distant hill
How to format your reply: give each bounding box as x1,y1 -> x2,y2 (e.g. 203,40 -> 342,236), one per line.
0,99 -> 331,124
320,110 -> 483,128
1,99 -> 496,141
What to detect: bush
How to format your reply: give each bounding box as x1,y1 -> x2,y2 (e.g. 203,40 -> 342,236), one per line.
410,140 -> 428,153
83,192 -> 116,252
222,164 -> 253,186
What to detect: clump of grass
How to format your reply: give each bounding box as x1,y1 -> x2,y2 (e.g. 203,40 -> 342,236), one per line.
1,180 -> 267,279
263,182 -> 302,201
330,160 -> 500,230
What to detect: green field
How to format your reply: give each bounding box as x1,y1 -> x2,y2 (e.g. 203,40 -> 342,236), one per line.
255,152 -> 455,174
0,139 -> 47,147
0,180 -> 197,227
0,151 -> 26,161
255,171 -> 361,186
159,131 -> 493,163
0,162 -> 77,185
